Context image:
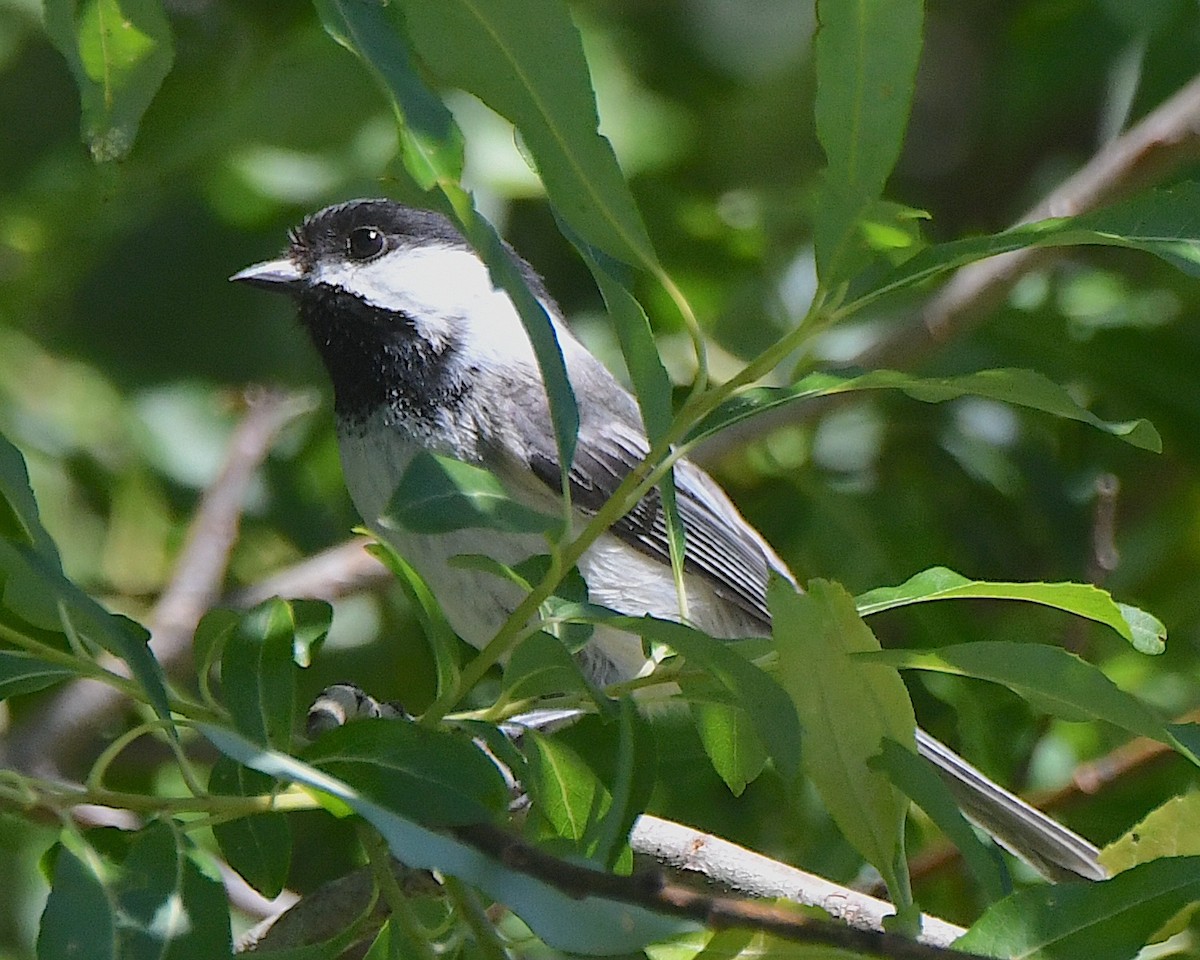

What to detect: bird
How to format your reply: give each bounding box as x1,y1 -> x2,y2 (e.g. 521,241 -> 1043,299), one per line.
231,197 -> 1105,882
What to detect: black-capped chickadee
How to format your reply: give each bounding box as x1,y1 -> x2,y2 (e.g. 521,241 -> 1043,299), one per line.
232,198 -> 1104,882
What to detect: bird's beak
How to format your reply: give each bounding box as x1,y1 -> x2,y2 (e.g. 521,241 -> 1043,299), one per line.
229,258 -> 305,293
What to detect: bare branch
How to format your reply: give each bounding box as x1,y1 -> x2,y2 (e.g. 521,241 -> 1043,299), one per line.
863,71 -> 1200,368
227,537 -> 390,609
630,814 -> 966,946
2,389 -> 311,775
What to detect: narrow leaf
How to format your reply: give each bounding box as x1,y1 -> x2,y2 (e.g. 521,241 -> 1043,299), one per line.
863,642 -> 1168,742
365,538 -> 462,699
874,739 -> 1010,902
850,181 -> 1200,307
0,540 -> 173,730
856,566 -> 1165,654
314,0 -> 463,188
204,725 -> 691,953
685,368 -> 1161,453
0,433 -> 61,564
592,610 -> 802,784
397,0 -> 654,267
813,0 -> 923,281
0,651 -> 75,699
43,0 -> 174,161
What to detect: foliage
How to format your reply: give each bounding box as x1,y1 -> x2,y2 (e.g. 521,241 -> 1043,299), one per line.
3,0 -> 1200,958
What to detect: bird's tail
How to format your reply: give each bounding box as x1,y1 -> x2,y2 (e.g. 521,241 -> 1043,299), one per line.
915,729 -> 1106,882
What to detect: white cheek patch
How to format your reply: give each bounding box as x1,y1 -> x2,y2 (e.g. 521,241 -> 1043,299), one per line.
312,245 -> 548,367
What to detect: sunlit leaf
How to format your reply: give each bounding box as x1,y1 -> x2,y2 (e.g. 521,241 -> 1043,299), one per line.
43,0 -> 174,161
314,0 -> 463,189
770,578 -> 914,901
1101,792 -> 1200,873
849,181 -> 1200,307
856,567 -> 1165,653
686,368 -> 1161,453
813,0 -> 922,282
397,0 -> 654,267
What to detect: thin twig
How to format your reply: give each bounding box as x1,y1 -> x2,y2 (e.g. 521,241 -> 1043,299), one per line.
227,537 -> 390,609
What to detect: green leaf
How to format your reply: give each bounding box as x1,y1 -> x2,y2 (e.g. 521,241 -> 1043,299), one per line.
585,610 -> 803,784
1100,792 -> 1200,874
205,725 -> 690,953
956,856 -> 1200,960
873,739 -> 1010,902
303,718 -> 510,827
684,690 -> 769,797
365,538 -> 462,700
42,0 -> 174,161
523,708 -> 652,873
290,598 -> 333,668
0,437 -> 172,727
770,578 -> 914,903
503,630 -> 594,703
685,368 -> 1161,453
524,729 -> 610,847
0,434 -> 61,564
209,758 -> 292,899
813,0 -> 923,282
313,7 -> 582,476
856,566 -> 1166,654
220,598 -> 298,750
382,452 -> 561,535
0,650 -> 75,699
40,824 -> 232,960
849,181 -> 1200,308
314,0 -> 463,189
863,642 -> 1168,742
38,840 -> 117,960
397,0 -> 654,268
0,540 -> 173,730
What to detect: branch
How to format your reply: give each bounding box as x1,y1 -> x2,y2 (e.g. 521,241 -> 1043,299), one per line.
630,814 -> 966,946
862,70 -> 1200,368
457,821 -> 978,959
696,71 -> 1200,463
1,389 -> 311,775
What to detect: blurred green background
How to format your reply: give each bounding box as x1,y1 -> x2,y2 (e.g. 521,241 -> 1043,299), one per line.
3,0 -> 1200,951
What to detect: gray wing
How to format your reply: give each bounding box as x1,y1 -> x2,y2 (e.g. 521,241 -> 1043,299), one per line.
529,420 -> 778,629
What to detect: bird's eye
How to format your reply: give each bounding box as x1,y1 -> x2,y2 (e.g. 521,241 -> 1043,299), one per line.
347,226 -> 385,261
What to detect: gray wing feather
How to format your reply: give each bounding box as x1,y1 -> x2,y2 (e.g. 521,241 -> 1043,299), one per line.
528,419 -> 778,628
